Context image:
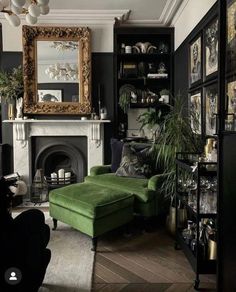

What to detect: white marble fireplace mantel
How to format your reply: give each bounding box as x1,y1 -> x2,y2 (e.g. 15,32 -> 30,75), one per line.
4,119 -> 110,188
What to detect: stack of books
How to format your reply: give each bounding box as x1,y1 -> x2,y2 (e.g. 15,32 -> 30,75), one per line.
147,73 -> 168,79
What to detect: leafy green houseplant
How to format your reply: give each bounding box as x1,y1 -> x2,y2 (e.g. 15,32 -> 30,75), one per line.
0,66 -> 23,103
153,93 -> 202,235
159,89 -> 170,103
155,93 -> 202,198
159,89 -> 170,96
118,92 -> 130,114
137,108 -> 163,141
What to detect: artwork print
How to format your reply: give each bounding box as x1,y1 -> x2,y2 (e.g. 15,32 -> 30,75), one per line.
227,0 -> 236,46
205,19 -> 218,77
227,0 -> 236,69
227,80 -> 236,118
190,92 -> 202,134
190,37 -> 201,85
38,90 -> 62,102
205,85 -> 218,135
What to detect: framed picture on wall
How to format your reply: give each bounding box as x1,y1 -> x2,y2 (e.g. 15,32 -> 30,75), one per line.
204,18 -> 219,79
204,83 -> 218,136
227,79 -> 236,121
189,90 -> 202,134
227,0 -> 236,72
38,89 -> 63,102
189,35 -> 202,86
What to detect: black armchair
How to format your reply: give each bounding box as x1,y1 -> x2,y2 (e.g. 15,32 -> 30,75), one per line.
0,177 -> 51,292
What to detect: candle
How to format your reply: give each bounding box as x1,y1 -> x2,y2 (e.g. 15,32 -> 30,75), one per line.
51,172 -> 57,185
58,169 -> 65,184
65,172 -> 71,184
98,84 -> 101,117
98,83 -> 101,100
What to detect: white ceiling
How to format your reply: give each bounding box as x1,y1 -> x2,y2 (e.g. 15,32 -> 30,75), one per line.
49,0 -> 183,24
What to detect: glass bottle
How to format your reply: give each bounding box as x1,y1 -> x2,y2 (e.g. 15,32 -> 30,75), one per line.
31,169 -> 48,203
199,223 -> 208,260
182,220 -> 194,246
91,108 -> 96,120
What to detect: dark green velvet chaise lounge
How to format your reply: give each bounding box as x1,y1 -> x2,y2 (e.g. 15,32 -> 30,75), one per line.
85,165 -> 167,217
49,162 -> 167,251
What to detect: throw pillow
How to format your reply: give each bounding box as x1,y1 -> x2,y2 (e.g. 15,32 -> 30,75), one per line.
110,138 -> 124,173
116,144 -> 152,178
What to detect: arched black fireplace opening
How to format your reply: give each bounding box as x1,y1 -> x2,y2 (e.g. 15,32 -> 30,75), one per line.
32,136 -> 87,186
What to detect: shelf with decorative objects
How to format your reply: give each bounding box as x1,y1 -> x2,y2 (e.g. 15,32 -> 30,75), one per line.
114,26 -> 174,138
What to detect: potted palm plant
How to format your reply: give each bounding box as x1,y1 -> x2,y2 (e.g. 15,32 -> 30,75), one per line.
154,93 -> 202,234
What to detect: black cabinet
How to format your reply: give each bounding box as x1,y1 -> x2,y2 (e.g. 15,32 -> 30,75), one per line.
114,27 -> 174,138
217,0 -> 236,290
175,152 -> 217,289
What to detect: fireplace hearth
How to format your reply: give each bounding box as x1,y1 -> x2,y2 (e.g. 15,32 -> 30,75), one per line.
5,119 -> 110,195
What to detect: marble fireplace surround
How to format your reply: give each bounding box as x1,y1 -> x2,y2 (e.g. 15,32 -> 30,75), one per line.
5,119 -> 110,190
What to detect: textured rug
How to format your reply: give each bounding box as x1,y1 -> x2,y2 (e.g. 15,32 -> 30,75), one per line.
39,218 -> 95,292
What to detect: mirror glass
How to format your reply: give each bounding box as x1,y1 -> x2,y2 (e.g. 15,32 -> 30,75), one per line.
22,26 -> 91,115
37,40 -> 80,103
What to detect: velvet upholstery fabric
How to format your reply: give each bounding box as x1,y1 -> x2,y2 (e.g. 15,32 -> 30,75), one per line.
86,165 -> 168,217
50,183 -> 134,219
49,183 -> 134,238
49,202 -> 133,237
116,143 -> 154,178
116,144 -> 147,178
110,138 -> 124,172
90,165 -> 112,176
85,173 -> 154,203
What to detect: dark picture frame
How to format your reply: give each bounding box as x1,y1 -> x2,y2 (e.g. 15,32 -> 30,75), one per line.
189,35 -> 202,87
226,0 -> 236,72
189,90 -> 202,135
204,18 -> 219,80
204,83 -> 218,136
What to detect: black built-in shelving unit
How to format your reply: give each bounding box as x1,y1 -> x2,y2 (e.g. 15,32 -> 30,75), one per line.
114,27 -> 174,138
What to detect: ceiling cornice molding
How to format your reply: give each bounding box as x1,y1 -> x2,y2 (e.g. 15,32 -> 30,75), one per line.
123,19 -> 164,27
159,0 -> 184,25
40,9 -> 131,24
119,0 -> 183,27
0,9 -> 131,25
170,0 -> 190,26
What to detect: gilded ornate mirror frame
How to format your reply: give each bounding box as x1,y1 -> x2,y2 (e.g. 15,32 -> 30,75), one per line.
22,26 -> 91,115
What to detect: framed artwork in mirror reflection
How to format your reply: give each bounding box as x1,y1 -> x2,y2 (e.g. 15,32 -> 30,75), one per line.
189,36 -> 202,86
204,18 -> 218,78
189,91 -> 202,135
204,84 -> 218,136
38,89 -> 62,102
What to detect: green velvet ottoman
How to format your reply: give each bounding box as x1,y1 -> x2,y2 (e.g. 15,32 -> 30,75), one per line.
49,182 -> 134,251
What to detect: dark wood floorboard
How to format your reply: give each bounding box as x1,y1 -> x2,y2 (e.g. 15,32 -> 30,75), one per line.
93,283 -> 216,292
93,222 -> 216,292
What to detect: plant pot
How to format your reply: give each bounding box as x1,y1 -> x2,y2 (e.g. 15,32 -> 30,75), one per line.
166,206 -> 176,235
160,94 -> 169,104
208,236 -> 217,260
166,205 -> 187,235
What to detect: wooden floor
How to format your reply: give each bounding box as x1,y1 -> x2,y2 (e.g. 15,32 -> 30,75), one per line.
92,219 -> 216,292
